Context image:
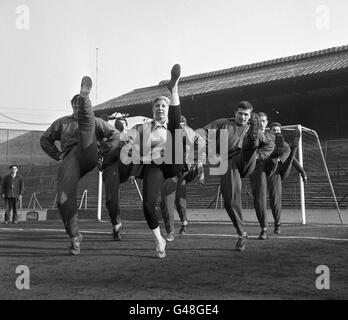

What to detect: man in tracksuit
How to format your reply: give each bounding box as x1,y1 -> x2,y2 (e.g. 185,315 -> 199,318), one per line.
100,117 -> 133,241
267,122 -> 307,234
203,102 -> 275,251
249,114 -> 290,240
40,77 -> 120,255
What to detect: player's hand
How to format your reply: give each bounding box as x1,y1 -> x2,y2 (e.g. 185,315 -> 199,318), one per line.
301,173 -> 308,184
99,142 -> 111,154
128,176 -> 136,184
97,156 -> 103,171
1,194 -> 5,199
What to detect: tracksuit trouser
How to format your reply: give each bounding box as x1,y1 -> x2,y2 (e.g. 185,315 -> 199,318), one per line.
160,176 -> 178,234
102,162 -> 122,227
249,163 -> 268,229
56,96 -> 98,238
268,173 -> 282,227
269,144 -> 305,227
220,136 -> 258,237
160,175 -> 188,234
175,176 -> 188,223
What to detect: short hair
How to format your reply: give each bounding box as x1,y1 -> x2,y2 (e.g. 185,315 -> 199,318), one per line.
115,118 -> 128,132
235,101 -> 253,113
9,164 -> 18,170
71,94 -> 80,106
99,114 -> 109,122
270,122 -> 282,129
258,112 -> 268,119
180,115 -> 187,125
152,96 -> 170,107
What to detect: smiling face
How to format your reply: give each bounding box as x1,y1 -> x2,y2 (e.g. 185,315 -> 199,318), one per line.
235,108 -> 251,126
152,98 -> 169,123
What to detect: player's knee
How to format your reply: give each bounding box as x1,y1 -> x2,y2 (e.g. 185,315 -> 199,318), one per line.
143,201 -> 156,214
58,192 -> 68,205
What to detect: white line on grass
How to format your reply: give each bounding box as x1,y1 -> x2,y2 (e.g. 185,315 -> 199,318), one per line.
1,227 -> 348,242
99,220 -> 348,228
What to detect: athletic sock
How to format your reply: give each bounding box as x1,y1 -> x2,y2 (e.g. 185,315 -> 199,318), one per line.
152,226 -> 164,245
114,223 -> 122,232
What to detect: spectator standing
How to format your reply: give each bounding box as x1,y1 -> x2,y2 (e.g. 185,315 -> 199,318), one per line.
1,165 -> 24,224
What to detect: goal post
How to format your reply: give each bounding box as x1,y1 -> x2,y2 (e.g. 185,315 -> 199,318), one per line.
97,170 -> 103,222
281,124 -> 343,225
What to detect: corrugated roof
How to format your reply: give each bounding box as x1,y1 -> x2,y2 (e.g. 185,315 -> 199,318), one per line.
94,45 -> 348,114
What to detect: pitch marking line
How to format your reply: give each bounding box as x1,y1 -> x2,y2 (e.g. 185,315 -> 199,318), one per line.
99,220 -> 348,228
1,227 -> 348,242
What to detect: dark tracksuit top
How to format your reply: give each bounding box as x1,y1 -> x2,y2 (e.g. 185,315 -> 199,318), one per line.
40,113 -> 120,238
40,115 -> 120,166
203,118 -> 275,163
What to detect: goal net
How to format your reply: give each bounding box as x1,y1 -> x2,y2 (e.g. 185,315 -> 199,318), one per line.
277,125 -> 343,224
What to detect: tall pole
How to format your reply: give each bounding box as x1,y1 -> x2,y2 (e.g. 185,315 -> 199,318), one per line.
96,48 -> 99,105
96,48 -> 103,222
298,125 -> 306,225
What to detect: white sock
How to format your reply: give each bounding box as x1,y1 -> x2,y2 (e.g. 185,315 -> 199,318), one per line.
182,221 -> 188,226
152,226 -> 163,245
114,223 -> 122,231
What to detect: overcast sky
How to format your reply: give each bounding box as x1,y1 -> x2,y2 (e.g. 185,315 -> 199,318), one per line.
0,0 -> 347,130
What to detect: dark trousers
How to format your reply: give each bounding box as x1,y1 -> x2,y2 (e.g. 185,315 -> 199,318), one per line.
5,197 -> 18,222
143,164 -> 166,230
268,173 -> 282,227
220,137 -> 258,236
267,145 -> 300,227
249,163 -> 268,229
160,175 -> 189,234
102,162 -> 122,227
160,176 -> 178,234
56,96 -> 98,238
175,176 -> 188,223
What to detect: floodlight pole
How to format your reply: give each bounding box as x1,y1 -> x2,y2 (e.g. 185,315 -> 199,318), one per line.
298,125 -> 306,225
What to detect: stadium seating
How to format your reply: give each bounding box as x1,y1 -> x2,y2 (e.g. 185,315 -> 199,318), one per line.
0,138 -> 346,214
